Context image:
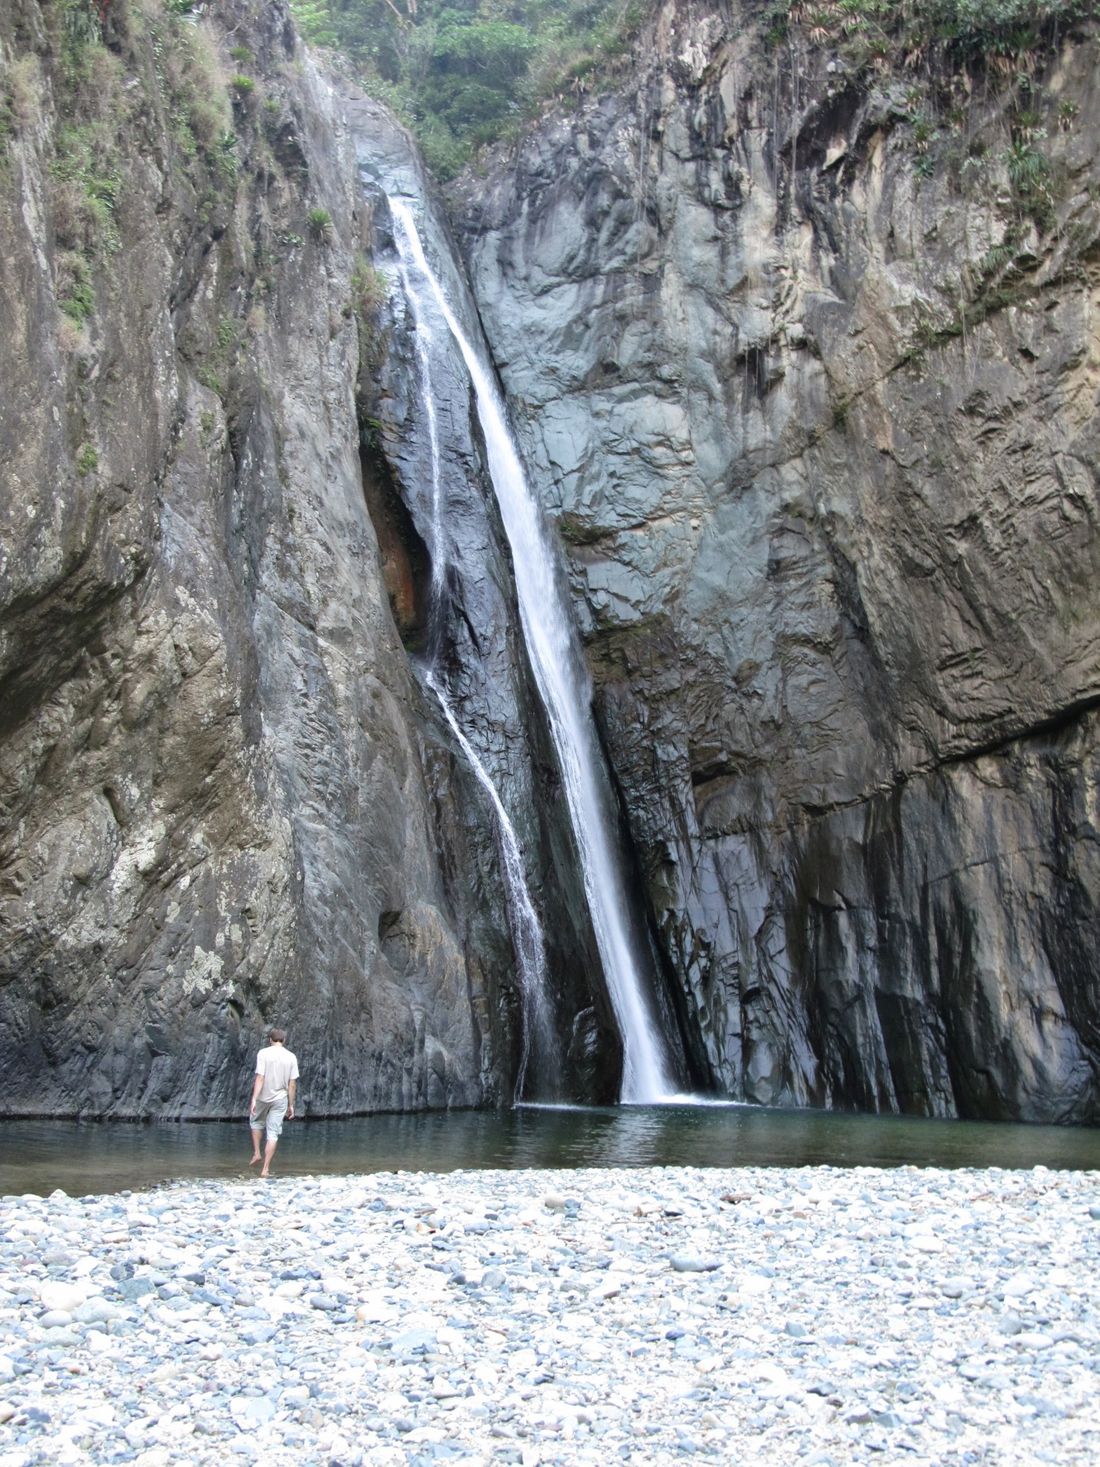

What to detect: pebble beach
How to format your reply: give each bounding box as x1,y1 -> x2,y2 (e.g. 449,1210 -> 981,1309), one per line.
1,1164 -> 1098,1466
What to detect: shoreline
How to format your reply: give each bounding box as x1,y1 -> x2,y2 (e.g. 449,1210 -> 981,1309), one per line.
1,1164 -> 1098,1465
5,1107 -> 1100,1202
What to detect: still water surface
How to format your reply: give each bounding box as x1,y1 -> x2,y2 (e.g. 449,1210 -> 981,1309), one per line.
2,1103 -> 1098,1197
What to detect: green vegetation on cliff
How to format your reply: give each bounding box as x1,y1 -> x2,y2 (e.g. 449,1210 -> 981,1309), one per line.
0,0 -> 353,475
289,0 -> 643,176
286,0 -> 1100,179
770,0 -> 1099,65
0,1 -> 237,345
768,0 -> 1100,318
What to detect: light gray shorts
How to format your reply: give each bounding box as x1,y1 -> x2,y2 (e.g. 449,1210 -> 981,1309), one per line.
251,1095 -> 289,1140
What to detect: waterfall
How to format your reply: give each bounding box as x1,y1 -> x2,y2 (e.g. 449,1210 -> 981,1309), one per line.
391,219 -> 560,1102
424,670 -> 558,1102
390,199 -> 677,1103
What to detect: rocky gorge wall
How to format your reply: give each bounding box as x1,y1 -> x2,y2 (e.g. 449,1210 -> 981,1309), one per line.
5,0 -> 1099,1126
453,0 -> 1100,1121
0,0 -> 609,1116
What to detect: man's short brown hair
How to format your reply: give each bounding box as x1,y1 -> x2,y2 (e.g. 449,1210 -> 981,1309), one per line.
268,1027 -> 287,1044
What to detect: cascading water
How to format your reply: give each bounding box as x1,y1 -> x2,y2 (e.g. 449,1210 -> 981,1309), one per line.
390,199 -> 677,1104
392,220 -> 560,1102
425,670 -> 558,1101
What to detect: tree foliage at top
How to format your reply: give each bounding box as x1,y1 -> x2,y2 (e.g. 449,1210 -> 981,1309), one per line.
289,0 -> 643,177
291,0 -> 1098,178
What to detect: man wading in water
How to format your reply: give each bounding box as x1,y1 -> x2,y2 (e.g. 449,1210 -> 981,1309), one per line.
248,1028 -> 299,1178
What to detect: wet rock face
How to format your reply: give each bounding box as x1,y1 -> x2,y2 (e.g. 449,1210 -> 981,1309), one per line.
454,0 -> 1100,1120
347,107 -> 618,1103
0,0 -> 516,1117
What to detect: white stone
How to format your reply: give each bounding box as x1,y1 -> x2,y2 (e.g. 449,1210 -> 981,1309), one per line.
1002,1273 -> 1037,1299
911,1235 -> 945,1254
229,1395 -> 277,1429
38,1281 -> 90,1313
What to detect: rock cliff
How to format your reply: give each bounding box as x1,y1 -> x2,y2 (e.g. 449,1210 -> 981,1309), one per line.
453,0 -> 1100,1120
5,0 -> 1099,1124
0,0 -> 606,1116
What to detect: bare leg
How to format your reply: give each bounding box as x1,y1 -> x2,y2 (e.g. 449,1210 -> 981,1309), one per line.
249,1125 -> 262,1166
259,1135 -> 278,1178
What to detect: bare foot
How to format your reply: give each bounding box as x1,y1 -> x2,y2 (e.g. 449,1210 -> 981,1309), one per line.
259,1170 -> 270,1179
249,1156 -> 260,1167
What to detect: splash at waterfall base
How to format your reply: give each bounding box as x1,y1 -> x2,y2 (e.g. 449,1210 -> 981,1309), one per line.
2,1164 -> 1096,1465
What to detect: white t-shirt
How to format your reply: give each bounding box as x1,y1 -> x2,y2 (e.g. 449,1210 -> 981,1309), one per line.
255,1044 -> 299,1104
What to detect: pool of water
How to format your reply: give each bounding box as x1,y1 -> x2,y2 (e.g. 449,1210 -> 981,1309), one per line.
1,1102 -> 1097,1197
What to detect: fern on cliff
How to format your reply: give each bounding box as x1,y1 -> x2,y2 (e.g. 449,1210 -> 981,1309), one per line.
778,0 -> 1100,68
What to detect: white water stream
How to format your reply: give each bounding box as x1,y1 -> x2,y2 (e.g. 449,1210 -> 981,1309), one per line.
424,669 -> 557,1102
390,199 -> 676,1102
393,224 -> 557,1100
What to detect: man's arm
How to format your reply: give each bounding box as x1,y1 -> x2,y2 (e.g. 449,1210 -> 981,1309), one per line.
249,1070 -> 263,1115
287,1077 -> 297,1119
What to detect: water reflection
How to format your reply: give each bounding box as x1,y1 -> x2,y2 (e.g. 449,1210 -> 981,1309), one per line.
1,1103 -> 1097,1198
